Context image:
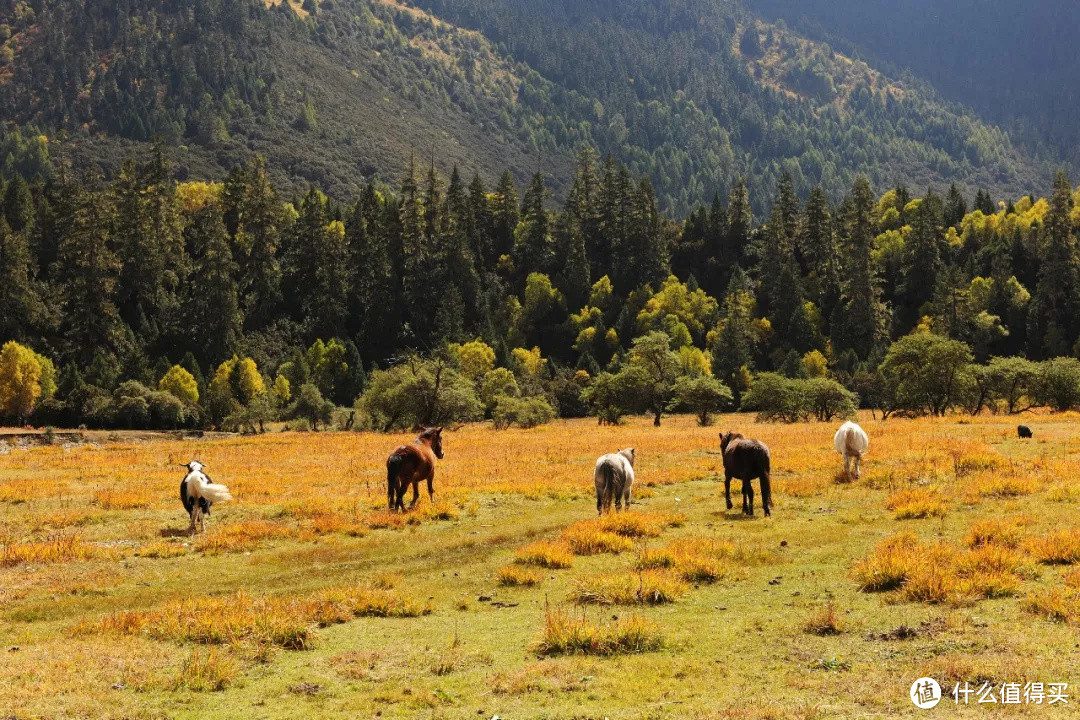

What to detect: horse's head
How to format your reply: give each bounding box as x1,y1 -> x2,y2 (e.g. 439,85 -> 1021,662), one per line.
720,432 -> 741,453
181,460 -> 204,473
420,426 -> 444,459
620,447 -> 636,467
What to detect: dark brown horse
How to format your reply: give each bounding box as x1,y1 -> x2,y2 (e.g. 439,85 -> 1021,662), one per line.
386,427 -> 444,511
720,431 -> 772,517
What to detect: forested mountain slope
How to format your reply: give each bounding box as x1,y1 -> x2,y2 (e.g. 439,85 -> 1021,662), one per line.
0,0 -> 1059,214
748,0 -> 1080,171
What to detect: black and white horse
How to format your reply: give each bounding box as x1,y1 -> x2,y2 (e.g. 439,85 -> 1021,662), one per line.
180,460 -> 232,534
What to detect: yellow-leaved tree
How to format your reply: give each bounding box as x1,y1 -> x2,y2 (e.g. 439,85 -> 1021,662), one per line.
158,365 -> 199,405
0,341 -> 55,422
452,340 -> 496,384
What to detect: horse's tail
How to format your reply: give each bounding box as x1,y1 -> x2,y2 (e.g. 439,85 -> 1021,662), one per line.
200,482 -> 232,504
595,461 -> 616,514
387,454 -> 403,508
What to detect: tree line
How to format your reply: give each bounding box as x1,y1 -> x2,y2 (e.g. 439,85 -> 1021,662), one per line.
1,143 -> 1079,430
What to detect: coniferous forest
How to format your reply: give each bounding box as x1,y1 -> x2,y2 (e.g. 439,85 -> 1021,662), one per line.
2,137 -> 1080,431
3,0 -> 1080,431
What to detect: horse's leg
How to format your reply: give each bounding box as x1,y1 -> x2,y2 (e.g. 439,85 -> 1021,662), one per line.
744,480 -> 754,516
761,472 -> 772,517
426,472 -> 435,505
409,479 -> 420,509
724,474 -> 733,510
844,453 -> 851,480
854,454 -> 861,480
188,506 -> 197,534
388,474 -> 396,510
395,482 -> 405,512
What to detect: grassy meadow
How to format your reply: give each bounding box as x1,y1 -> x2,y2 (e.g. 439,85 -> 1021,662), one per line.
2,412 -> 1080,718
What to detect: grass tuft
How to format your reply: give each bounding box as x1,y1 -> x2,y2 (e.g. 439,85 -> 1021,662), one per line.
498,565 -> 542,587
1,534 -> 103,567
170,648 -> 238,692
515,540 -> 574,569
885,487 -> 949,519
570,570 -> 688,605
803,602 -> 844,636
1024,529 -> 1080,565
534,606 -> 664,656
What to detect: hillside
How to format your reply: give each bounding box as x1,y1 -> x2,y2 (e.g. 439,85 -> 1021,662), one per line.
747,0 -> 1080,171
0,0 -> 1059,214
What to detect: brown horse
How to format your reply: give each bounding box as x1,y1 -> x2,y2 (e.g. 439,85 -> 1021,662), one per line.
720,431 -> 772,517
386,426 -> 444,511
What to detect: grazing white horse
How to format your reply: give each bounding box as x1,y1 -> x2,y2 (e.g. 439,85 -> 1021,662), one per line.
594,448 -> 635,515
180,460 -> 233,533
833,421 -> 869,480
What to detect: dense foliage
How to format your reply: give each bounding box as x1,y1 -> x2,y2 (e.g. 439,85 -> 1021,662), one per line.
2,138 -> 1080,428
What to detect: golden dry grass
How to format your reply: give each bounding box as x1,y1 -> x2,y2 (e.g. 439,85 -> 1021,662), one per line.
534,606 -> 665,656
4,412 -> 1080,717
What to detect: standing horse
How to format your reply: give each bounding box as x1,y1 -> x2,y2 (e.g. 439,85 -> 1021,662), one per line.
386,427 -> 444,511
594,448 -> 635,515
720,431 -> 772,517
833,421 -> 869,481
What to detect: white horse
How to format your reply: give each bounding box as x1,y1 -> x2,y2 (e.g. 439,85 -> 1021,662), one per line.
833,421 -> 869,480
180,460 -> 233,533
594,448 -> 635,515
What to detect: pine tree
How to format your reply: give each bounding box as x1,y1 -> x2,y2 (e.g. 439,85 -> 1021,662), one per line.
898,190 -> 944,332
347,187 -> 397,361
620,177 -> 668,291
490,170 -> 519,266
55,176 -> 123,363
723,178 -> 752,279
801,185 -> 839,319
944,183 -> 967,228
1028,171 -> 1078,358
222,154 -> 284,331
712,265 -> 756,404
184,201 -> 241,366
466,173 -> 493,270
0,217 -> 44,342
833,176 -> 885,361
974,188 -> 996,215
514,171 -> 554,283
556,211 -> 590,311
3,174 -> 34,234
113,153 -> 186,350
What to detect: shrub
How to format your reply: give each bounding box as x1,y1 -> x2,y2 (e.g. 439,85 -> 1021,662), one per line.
740,372 -> 808,422
802,377 -> 858,421
285,383 -> 334,431
492,394 -> 556,429
669,375 -> 733,426
357,355 -> 483,431
1034,357 -> 1080,411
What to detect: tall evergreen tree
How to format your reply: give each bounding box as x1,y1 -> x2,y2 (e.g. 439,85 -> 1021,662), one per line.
222,154 -> 284,331
1028,171 -> 1078,358
0,217 -> 44,342
54,176 -> 122,363
833,176 -> 885,361
514,171 -> 554,283
944,183 -> 968,228
897,190 -> 945,332
184,201 -> 241,365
